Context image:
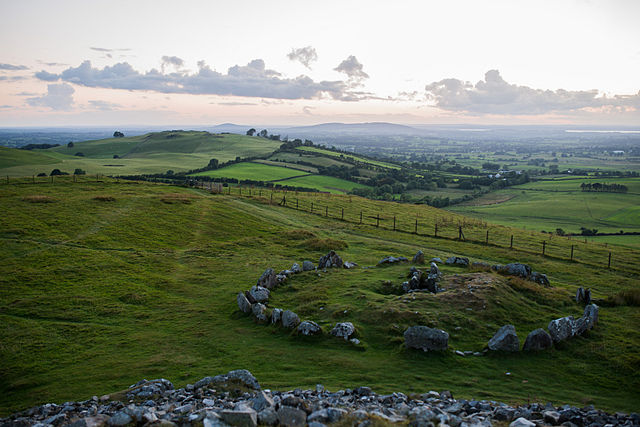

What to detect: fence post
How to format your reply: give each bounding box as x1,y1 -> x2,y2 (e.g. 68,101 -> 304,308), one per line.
608,252 -> 611,269
570,245 -> 574,261
51,176 -> 54,184
325,206 -> 328,217
435,223 -> 438,237
393,216 -> 396,231
414,219 -> 418,234
239,187 -> 242,196
296,198 -> 299,209
341,208 -> 344,220
270,192 -> 273,203
510,235 -> 513,248
376,214 -> 380,227
458,226 -> 462,240
311,202 -> 314,213
33,175 -> 35,183
542,241 -> 546,256
6,175 -> 8,184
360,211 -> 363,224
485,230 -> 489,245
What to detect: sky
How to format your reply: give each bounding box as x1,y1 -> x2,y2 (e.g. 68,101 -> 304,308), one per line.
0,0 -> 639,127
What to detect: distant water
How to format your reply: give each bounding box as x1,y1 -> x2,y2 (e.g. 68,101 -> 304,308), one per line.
565,130 -> 640,133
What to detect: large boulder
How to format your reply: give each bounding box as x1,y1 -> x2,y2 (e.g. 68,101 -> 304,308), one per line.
445,256 -> 469,267
252,303 -> 269,323
271,308 -> 282,325
378,255 -> 409,265
488,325 -> 520,352
249,286 -> 270,304
297,320 -> 322,336
291,263 -> 302,274
195,369 -> 260,391
302,260 -> 315,271
523,328 -> 553,351
330,322 -> 355,340
277,406 -> 307,427
548,316 -> 575,343
530,271 -> 550,286
413,250 -> 425,264
404,326 -> 449,351
576,287 -> 591,305
583,303 -> 599,329
257,268 -> 278,290
282,310 -> 301,329
221,409 -> 257,427
502,263 -> 532,278
318,251 -> 343,269
237,292 -> 252,314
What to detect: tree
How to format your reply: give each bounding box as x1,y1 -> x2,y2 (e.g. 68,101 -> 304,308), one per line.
246,128 -> 256,136
208,158 -> 219,169
258,129 -> 268,138
113,131 -> 125,138
74,168 -> 86,175
67,141 -> 74,148
50,168 -> 67,176
74,152 -> 84,157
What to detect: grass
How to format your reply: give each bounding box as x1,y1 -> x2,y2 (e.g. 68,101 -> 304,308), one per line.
0,178 -> 639,415
295,146 -> 400,170
274,175 -> 371,194
0,132 -> 282,177
190,162 -> 309,181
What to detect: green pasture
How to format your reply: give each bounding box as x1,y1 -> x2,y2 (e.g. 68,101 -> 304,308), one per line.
1,178 -> 638,415
190,162 -> 309,181
275,175 -> 370,194
295,146 -> 400,169
268,151 -> 353,168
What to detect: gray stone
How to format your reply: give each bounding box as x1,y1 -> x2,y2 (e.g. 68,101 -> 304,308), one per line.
308,422 -> 326,427
502,263 -> 532,278
548,316 -> 575,343
543,410 -> 561,425
583,304 -> 599,329
302,261 -> 315,271
350,338 -> 360,345
277,405 -> 307,427
249,286 -> 270,304
413,250 -> 425,264
308,408 -> 348,424
252,303 -> 269,323
576,287 -> 591,305
531,271 -> 550,286
258,408 -> 278,426
236,293 -> 252,314
404,326 -> 449,351
523,328 -> 553,351
107,411 -> 132,427
378,255 -> 409,265
343,261 -> 358,269
318,250 -> 343,268
445,256 -> 469,267
271,308 -> 282,325
510,418 -> 536,427
297,320 -> 322,336
252,390 -> 274,412
282,310 -> 301,329
291,263 -> 302,274
221,409 -> 257,427
330,322 -> 355,340
430,262 -> 441,277
197,369 -> 261,391
431,257 -> 442,263
488,325 -> 520,352
257,268 -> 278,290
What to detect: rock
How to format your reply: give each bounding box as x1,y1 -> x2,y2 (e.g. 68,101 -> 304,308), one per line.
252,390 -> 274,412
221,409 -> 257,427
302,261 -> 315,271
523,328 -> 553,351
378,255 -> 409,265
318,251 -> 343,268
282,310 -> 301,329
196,369 -> 261,391
252,303 -> 269,323
548,316 -> 575,343
413,250 -> 425,264
472,261 -> 491,269
330,322 -> 355,340
257,268 -> 278,290
531,271 -> 550,286
543,410 -> 561,425
404,326 -> 449,351
308,408 -> 348,424
271,308 -> 282,325
258,408 -> 278,426
350,338 -> 360,345
107,411 -> 132,426
488,325 -> 520,352
249,286 -> 270,304
126,378 -> 174,399
297,320 -> 322,336
291,263 -> 302,274
583,303 -> 599,328
237,293 -> 252,313
510,417 -> 536,427
502,263 -> 532,278
277,406 -> 307,427
576,287 -> 592,305
431,257 -> 442,263
430,262 -> 441,277
445,256 -> 469,267
343,261 -> 358,269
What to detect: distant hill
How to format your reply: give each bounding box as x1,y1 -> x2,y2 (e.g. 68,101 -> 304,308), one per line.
210,122 -> 425,137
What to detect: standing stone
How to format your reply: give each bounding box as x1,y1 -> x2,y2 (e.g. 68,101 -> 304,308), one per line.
297,320 -> 322,336
249,286 -> 270,304
282,310 -> 301,329
576,287 -> 591,305
252,390 -> 274,412
530,271 -> 550,286
271,308 -> 282,325
257,268 -> 278,290
488,325 -> 520,352
547,316 -> 575,343
430,262 -> 441,277
237,292 -> 252,314
523,328 -> 553,351
583,304 -> 599,329
404,326 -> 449,351
413,250 -> 425,264
331,322 -> 355,340
291,263 -> 302,274
277,406 -> 307,427
318,251 -> 343,268
302,261 -> 315,271
252,303 -> 269,323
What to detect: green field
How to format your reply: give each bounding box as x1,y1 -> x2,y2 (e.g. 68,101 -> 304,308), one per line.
1,178 -> 639,416
191,162 -> 309,181
0,132 -> 282,177
274,175 -> 371,193
268,151 -> 353,169
296,146 -> 400,169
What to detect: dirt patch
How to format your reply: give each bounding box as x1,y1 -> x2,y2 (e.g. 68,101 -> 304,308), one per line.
22,195 -> 56,203
434,272 -> 503,310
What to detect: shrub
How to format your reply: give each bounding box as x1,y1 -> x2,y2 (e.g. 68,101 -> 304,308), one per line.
601,289 -> 640,307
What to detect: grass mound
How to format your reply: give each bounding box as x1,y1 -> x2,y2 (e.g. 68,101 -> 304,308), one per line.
301,237 -> 348,251
93,195 -> 115,202
283,229 -> 317,240
22,195 -> 55,203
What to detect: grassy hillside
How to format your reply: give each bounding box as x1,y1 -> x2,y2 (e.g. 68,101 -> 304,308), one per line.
0,132 -> 282,177
1,178 -> 639,415
295,146 -> 400,170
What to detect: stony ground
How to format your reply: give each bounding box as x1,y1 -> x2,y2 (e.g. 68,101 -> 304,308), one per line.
2,370 -> 638,427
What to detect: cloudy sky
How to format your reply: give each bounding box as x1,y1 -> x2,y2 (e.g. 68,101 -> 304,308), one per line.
1,0 -> 639,126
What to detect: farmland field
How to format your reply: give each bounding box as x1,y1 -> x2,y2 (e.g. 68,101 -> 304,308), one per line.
296,146 -> 400,169
273,174 -> 371,193
190,162 -> 309,181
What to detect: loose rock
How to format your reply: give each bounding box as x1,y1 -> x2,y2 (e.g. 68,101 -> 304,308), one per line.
404,326 -> 449,351
522,328 -> 553,351
413,250 -> 425,264
297,320 -> 322,336
318,251 -> 343,269
488,325 -> 520,352
249,286 -> 270,304
445,256 -> 469,267
302,261 -> 315,271
237,293 -> 252,313
330,322 -> 355,340
257,268 -> 278,290
282,310 -> 301,329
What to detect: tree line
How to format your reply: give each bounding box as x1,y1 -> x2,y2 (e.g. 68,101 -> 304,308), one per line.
580,182 -> 628,193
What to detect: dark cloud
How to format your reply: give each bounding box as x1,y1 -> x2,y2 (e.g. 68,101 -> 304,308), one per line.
87,100 -> 121,110
35,59 -> 354,100
334,56 -> 369,82
161,56 -> 184,73
34,70 -> 60,81
425,70 -> 640,114
0,63 -> 29,71
287,46 -> 318,69
26,83 -> 75,111
0,75 -> 27,81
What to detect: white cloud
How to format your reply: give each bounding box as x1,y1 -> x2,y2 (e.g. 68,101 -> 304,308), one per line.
0,63 -> 29,70
26,83 -> 75,110
287,46 -> 318,69
161,55 -> 184,73
334,56 -> 369,83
